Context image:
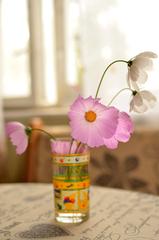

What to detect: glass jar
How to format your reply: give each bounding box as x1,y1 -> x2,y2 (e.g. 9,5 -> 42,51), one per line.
52,151 -> 90,223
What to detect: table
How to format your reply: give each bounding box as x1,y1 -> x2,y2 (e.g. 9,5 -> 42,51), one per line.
0,184 -> 159,240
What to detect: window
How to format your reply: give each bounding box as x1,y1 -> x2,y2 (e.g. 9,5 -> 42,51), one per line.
1,0 -> 31,104
1,0 -> 81,109
1,0 -> 159,120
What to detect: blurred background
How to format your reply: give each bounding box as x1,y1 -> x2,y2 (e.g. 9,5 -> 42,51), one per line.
0,0 -> 159,193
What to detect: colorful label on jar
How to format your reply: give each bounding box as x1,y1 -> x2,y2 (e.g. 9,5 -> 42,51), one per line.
52,153 -> 89,213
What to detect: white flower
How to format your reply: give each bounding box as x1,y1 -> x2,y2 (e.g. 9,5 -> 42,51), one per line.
130,90 -> 157,113
127,51 -> 158,90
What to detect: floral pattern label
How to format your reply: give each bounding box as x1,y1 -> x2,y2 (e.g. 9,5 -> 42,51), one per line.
52,153 -> 90,213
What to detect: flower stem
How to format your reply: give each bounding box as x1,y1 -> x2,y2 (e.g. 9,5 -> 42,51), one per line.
69,138 -> 74,154
32,128 -> 56,140
75,142 -> 82,153
95,59 -> 128,98
107,88 -> 133,106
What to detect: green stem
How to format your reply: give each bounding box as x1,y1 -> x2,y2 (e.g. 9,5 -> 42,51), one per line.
32,128 -> 56,140
69,138 -> 74,154
95,59 -> 128,98
107,88 -> 133,106
75,142 -> 82,153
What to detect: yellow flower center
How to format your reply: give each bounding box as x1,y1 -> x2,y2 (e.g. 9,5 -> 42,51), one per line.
85,111 -> 97,122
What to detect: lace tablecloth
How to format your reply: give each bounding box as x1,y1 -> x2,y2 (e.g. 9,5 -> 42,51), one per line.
0,183 -> 159,240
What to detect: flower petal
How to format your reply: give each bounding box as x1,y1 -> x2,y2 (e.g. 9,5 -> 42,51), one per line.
137,71 -> 148,84
132,103 -> 148,113
10,129 -> 28,154
133,93 -> 143,106
115,112 -> 134,142
141,91 -> 157,108
140,90 -> 157,102
129,64 -> 140,81
69,96 -> 120,148
5,122 -> 25,135
133,57 -> 153,71
97,107 -> 118,138
70,121 -> 104,147
5,121 -> 29,154
103,136 -> 118,149
137,51 -> 158,58
50,140 -> 81,154
130,80 -> 140,91
16,137 -> 28,155
129,99 -> 134,112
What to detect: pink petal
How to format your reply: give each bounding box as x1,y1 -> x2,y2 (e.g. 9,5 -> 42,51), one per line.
70,122 -> 104,147
82,96 -> 101,110
50,140 -> 70,154
103,136 -> 118,149
9,129 -> 28,155
16,137 -> 28,155
84,124 -> 104,147
115,112 -> 134,142
69,96 -> 101,114
5,122 -> 25,135
10,129 -> 26,145
69,96 -> 87,113
98,107 -> 118,138
50,140 -> 87,154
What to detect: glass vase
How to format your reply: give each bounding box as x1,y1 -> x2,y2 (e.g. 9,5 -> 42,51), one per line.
52,151 -> 90,223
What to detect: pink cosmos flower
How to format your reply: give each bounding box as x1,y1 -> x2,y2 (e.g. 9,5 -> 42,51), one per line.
5,122 -> 30,155
50,139 -> 88,154
68,96 -> 133,149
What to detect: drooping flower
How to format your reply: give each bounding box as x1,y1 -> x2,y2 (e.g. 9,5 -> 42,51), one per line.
127,51 -> 158,90
103,111 -> 134,149
5,122 -> 31,154
130,90 -> 157,113
68,96 -> 133,148
50,139 -> 88,154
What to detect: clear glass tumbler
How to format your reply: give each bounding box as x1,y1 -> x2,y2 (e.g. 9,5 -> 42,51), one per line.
52,151 -> 90,223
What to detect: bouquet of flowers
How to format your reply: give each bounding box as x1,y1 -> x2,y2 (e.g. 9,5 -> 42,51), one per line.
5,51 -> 158,223
6,51 -> 157,155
